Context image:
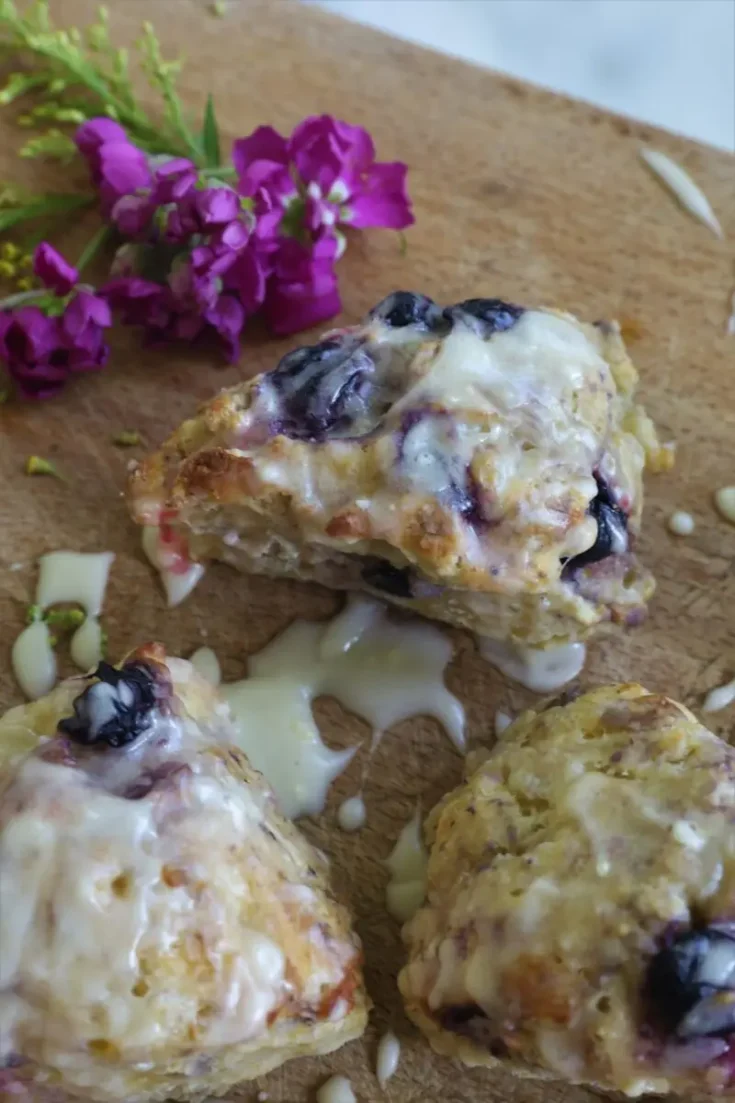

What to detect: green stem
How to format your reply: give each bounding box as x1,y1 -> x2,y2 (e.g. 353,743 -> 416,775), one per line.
0,287 -> 48,309
75,222 -> 115,273
201,165 -> 237,180
0,193 -> 94,232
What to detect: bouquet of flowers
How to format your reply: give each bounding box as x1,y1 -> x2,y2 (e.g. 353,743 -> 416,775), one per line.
0,2 -> 413,398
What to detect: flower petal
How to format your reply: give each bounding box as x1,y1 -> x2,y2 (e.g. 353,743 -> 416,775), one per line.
195,187 -> 241,227
233,126 -> 289,175
32,243 -> 78,296
344,161 -> 414,229
74,118 -> 128,158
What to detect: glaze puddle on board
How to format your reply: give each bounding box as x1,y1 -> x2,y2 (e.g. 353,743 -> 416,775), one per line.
385,806 -> 429,922
212,598 -> 464,820
477,636 -> 586,692
142,525 -> 205,607
11,551 -> 114,699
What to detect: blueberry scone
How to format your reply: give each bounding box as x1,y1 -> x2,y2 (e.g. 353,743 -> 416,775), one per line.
0,646 -> 367,1102
128,293 -> 669,651
399,684 -> 735,1097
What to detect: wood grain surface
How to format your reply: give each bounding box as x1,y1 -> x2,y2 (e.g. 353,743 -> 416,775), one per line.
0,2 -> 733,1100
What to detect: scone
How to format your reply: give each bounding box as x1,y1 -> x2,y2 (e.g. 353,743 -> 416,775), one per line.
128,293 -> 669,650
399,684 -> 735,1098
0,646 -> 368,1102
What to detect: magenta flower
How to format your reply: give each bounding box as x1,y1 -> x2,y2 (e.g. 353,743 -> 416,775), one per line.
233,114 -> 414,237
232,125 -> 297,204
76,120 -> 152,216
0,292 -> 112,399
33,243 -> 78,296
263,232 -> 341,337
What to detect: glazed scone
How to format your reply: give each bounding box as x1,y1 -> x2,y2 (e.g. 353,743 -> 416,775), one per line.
0,647 -> 368,1102
399,684 -> 735,1098
128,293 -> 670,650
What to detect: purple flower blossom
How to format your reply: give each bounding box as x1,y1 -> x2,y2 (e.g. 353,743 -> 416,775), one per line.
0,293 -> 112,399
233,114 -> 414,238
76,120 -> 152,216
232,126 -> 297,204
264,232 -> 341,337
33,243 -> 78,296
60,113 -> 413,373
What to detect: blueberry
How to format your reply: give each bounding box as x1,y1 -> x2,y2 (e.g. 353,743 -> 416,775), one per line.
369,291 -> 447,332
439,1004 -> 507,1054
268,337 -> 378,442
646,927 -> 735,1038
360,558 -> 413,598
563,473 -> 628,574
58,661 -> 160,749
445,298 -> 524,336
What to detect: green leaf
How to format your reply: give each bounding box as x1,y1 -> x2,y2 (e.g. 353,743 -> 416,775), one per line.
75,222 -> 114,273
0,71 -> 53,105
201,92 -> 220,168
0,192 -> 93,232
19,128 -> 77,160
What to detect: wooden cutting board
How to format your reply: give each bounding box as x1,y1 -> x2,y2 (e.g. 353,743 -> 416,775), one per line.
0,2 -> 733,1100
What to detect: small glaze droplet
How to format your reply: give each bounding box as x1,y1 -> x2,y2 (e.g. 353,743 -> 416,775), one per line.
478,636 -> 585,692
703,678 -> 735,714
714,487 -> 735,526
69,615 -> 104,671
376,1030 -> 401,1087
337,795 -> 367,832
494,710 -> 512,736
385,807 -> 428,922
11,620 -> 56,700
316,1075 -> 357,1103
189,646 -> 221,687
668,510 -> 695,536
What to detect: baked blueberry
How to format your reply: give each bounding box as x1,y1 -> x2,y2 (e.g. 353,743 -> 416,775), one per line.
445,298 -> 524,336
268,337 -> 379,442
369,291 -> 447,332
646,926 -> 735,1038
360,558 -> 413,598
564,473 -> 628,574
58,660 -> 160,749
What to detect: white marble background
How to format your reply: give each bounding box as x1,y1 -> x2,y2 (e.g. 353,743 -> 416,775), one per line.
309,0 -> 735,151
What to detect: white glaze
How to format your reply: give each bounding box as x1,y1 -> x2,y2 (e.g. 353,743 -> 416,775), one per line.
11,620 -> 56,701
221,598 -> 463,819
714,487 -> 735,525
703,678 -> 735,713
316,1075 -> 356,1103
640,148 -> 724,238
337,795 -> 367,832
189,646 -> 222,687
69,616 -> 104,671
11,550 -> 115,696
376,1030 -> 401,1087
385,807 -> 428,922
36,551 -> 114,617
668,510 -> 695,536
141,525 -> 204,607
478,636 -> 586,692
222,677 -> 356,819
494,710 -> 513,736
